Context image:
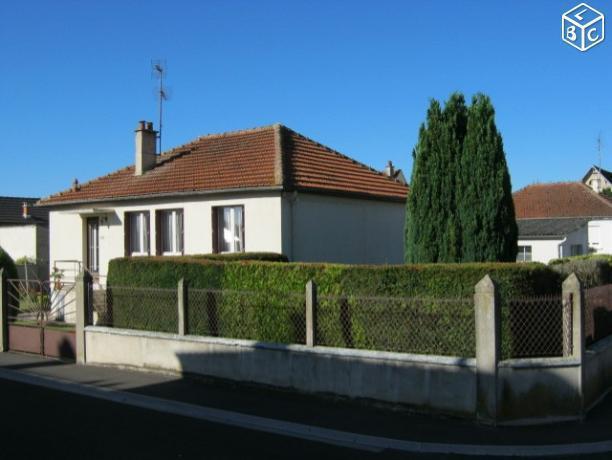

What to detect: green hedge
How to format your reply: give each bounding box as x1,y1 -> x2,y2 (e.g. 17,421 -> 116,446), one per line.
549,255 -> 612,288
188,252 -> 288,262
105,258 -> 563,357
0,246 -> 17,279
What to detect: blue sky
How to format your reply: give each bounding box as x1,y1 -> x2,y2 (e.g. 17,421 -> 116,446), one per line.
1,0 -> 610,197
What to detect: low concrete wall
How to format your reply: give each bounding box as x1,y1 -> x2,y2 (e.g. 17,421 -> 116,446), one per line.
85,326 -> 477,416
584,336 -> 612,409
498,358 -> 582,421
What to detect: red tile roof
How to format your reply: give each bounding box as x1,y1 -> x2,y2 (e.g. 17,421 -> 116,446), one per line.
513,182 -> 612,218
39,124 -> 408,205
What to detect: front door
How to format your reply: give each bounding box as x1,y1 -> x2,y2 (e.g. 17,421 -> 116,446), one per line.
86,217 -> 100,274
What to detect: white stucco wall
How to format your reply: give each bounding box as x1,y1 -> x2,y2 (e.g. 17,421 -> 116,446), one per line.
48,192 -> 283,281
282,192 -> 405,264
0,225 -> 38,261
519,225 -> 589,264
588,220 -> 612,255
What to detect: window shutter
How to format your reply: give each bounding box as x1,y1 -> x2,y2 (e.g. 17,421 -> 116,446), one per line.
212,207 -> 219,254
145,212 -> 151,255
124,212 -> 131,256
179,210 -> 185,255
155,210 -> 162,256
240,206 -> 245,253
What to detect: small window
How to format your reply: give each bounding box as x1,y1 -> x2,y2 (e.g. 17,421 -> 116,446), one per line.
516,245 -> 532,262
158,209 -> 184,255
125,211 -> 150,256
570,244 -> 583,256
213,206 -> 244,253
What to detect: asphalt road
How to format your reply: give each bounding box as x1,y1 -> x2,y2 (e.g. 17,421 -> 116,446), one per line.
2,378 -> 612,460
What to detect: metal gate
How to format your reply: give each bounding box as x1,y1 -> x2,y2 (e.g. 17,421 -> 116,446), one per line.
6,279 -> 77,359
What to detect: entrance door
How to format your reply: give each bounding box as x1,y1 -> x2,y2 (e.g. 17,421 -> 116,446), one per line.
86,217 -> 100,274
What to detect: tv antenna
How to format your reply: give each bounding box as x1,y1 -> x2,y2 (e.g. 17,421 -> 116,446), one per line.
152,60 -> 169,153
597,132 -> 603,171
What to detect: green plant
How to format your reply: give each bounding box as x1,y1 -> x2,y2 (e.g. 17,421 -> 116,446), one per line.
549,255 -> 612,288
405,93 -> 517,263
15,256 -> 36,265
0,246 -> 17,279
106,257 -> 562,356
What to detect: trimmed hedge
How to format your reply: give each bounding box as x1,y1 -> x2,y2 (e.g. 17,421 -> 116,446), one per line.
105,258 -> 563,357
188,252 -> 289,263
0,246 -> 17,279
549,255 -> 612,288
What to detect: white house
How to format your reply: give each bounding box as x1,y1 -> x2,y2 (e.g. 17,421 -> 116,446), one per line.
37,122 -> 408,282
583,165 -> 612,193
513,181 -> 612,263
0,197 -> 49,279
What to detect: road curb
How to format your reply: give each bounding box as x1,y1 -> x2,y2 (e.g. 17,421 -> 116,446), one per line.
1,367 -> 611,457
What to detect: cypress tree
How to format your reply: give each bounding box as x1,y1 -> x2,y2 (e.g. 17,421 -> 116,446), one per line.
438,93 -> 467,262
405,92 -> 517,263
405,100 -> 445,263
458,94 -> 517,262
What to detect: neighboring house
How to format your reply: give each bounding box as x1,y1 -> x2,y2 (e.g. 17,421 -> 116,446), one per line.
0,197 -> 49,279
513,182 -> 612,263
583,165 -> 612,193
37,122 -> 408,281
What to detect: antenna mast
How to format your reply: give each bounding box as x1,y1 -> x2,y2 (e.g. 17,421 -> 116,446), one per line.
152,60 -> 168,153
597,132 -> 603,171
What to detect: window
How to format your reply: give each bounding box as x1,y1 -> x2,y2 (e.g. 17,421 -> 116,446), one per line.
86,217 -> 99,273
516,245 -> 532,262
157,209 -> 184,255
571,244 -> 583,256
213,206 -> 244,253
124,211 -> 150,256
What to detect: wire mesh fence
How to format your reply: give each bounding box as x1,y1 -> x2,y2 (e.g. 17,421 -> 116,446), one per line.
189,289 -> 306,344
501,295 -> 567,359
89,285 -> 475,356
6,279 -> 76,328
584,284 -> 612,346
316,295 -> 475,356
92,286 -> 178,333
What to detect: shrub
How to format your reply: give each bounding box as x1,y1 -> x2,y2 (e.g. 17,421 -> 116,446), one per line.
549,255 -> 612,288
0,246 -> 17,279
105,257 -> 562,357
188,252 -> 288,263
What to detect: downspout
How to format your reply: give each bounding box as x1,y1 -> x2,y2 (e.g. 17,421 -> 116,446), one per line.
558,237 -> 567,259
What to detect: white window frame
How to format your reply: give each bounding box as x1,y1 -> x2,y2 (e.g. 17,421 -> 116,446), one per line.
129,212 -> 149,256
516,245 -> 532,262
215,205 -> 244,254
161,209 -> 183,255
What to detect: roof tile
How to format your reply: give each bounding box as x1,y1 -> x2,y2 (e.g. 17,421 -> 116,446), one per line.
39,124 -> 408,205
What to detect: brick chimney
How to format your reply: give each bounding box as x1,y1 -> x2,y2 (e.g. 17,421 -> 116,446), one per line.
135,120 -> 157,176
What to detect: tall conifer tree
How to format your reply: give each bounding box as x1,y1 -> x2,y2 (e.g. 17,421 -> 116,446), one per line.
405,100 -> 444,263
458,94 -> 517,261
405,93 -> 517,263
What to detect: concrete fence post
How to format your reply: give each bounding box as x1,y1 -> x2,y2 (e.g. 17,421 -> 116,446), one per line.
0,269 -> 8,352
474,274 -> 500,424
562,273 -> 584,413
178,278 -> 188,336
75,271 -> 92,364
305,280 -> 317,347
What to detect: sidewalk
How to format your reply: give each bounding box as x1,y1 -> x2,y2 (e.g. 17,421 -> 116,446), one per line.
1,352 -> 612,457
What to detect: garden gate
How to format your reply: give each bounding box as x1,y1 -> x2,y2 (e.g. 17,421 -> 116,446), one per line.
6,279 -> 76,359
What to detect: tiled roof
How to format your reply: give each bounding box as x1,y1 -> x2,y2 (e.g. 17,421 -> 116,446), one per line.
39,124 -> 408,205
517,217 -> 590,238
0,197 -> 48,226
513,182 -> 612,219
